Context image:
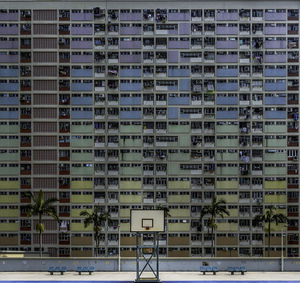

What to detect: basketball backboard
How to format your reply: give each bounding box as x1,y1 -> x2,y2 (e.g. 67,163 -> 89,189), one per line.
130,209 -> 165,232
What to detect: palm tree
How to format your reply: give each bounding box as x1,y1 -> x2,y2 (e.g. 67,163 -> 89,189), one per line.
253,205 -> 288,257
25,190 -> 59,257
200,196 -> 230,257
80,205 -> 110,257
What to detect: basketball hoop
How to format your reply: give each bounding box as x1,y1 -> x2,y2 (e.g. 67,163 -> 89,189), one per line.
130,210 -> 164,283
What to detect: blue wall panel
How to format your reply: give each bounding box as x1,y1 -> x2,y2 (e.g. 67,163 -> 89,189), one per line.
120,97 -> 142,105
216,96 -> 238,105
71,83 -> 93,91
71,111 -> 93,119
265,111 -> 286,119
71,69 -> 93,77
71,97 -> 93,105
168,107 -> 178,119
216,111 -> 238,119
120,111 -> 142,119
0,111 -> 18,119
179,79 -> 191,91
0,96 -> 18,105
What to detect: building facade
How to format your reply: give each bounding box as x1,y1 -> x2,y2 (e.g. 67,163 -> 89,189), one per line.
0,0 -> 299,257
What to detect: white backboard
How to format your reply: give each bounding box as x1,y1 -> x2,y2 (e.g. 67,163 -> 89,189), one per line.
130,209 -> 165,232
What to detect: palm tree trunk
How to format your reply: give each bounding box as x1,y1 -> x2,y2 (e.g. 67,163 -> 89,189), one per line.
211,227 -> 214,257
268,221 -> 271,257
96,240 -> 99,257
39,214 -> 42,257
95,231 -> 99,257
206,227 -> 210,257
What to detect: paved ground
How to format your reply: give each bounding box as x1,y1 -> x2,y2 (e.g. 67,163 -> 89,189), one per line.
0,272 -> 300,281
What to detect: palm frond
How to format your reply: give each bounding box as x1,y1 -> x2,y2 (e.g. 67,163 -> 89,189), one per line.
80,210 -> 91,217
25,191 -> 34,201
43,198 -> 58,207
47,210 -> 60,223
253,214 -> 265,226
83,216 -> 94,228
200,206 -> 210,219
37,190 -> 44,207
273,213 -> 288,225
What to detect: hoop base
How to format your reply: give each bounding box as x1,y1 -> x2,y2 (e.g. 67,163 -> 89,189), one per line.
135,278 -> 161,283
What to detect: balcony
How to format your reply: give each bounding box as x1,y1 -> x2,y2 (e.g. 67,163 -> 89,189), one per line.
0,26 -> 18,35
216,26 -> 238,35
71,69 -> 93,77
265,81 -> 286,91
0,54 -> 19,63
265,40 -> 286,49
120,82 -> 142,91
120,11 -> 141,21
71,82 -> 93,92
265,96 -> 286,105
169,11 -> 190,21
120,68 -> 141,77
265,54 -> 286,63
0,95 -> 18,104
216,11 -> 238,21
216,54 -> 238,63
120,54 -> 141,63
120,97 -> 142,106
120,26 -> 142,35
216,40 -> 238,49
265,69 -> 286,77
0,236 -> 18,245
0,40 -> 18,49
71,54 -> 93,63
265,26 -> 286,35
265,11 -> 286,21
168,68 -> 190,77
216,82 -> 238,91
120,40 -> 142,49
0,12 -> 18,21
216,68 -> 238,77
71,12 -> 93,21
71,26 -> 93,35
168,40 -> 190,49
0,82 -> 18,91
265,110 -> 286,119
216,96 -> 238,105
71,41 -> 93,49
0,109 -> 18,119
168,96 -> 190,106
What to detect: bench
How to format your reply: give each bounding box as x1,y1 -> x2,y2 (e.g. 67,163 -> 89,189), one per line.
200,266 -> 219,275
228,266 -> 247,275
48,266 -> 67,275
77,266 -> 95,275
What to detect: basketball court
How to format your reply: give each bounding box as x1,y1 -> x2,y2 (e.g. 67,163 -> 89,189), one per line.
0,271 -> 300,282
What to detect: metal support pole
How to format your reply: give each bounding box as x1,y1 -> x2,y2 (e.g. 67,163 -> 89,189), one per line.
156,233 -> 160,282
136,232 -> 140,281
118,225 -> 121,272
281,228 -> 284,272
135,232 -> 160,283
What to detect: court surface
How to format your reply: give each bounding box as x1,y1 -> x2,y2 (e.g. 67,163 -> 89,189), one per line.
0,272 -> 300,282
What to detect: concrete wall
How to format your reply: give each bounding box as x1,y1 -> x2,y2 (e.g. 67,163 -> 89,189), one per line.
1,257 -> 300,272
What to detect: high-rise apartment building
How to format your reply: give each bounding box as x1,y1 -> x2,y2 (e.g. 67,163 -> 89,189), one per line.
0,0 -> 299,258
